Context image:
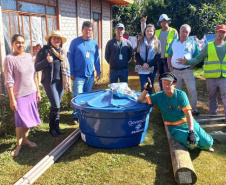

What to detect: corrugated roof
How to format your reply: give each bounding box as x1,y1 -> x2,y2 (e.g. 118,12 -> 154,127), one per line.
105,0 -> 133,5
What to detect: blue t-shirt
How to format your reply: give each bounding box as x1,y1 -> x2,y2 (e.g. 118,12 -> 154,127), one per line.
68,37 -> 101,78
146,89 -> 192,125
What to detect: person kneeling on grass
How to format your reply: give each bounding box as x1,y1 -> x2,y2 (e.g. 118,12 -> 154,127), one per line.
137,72 -> 214,151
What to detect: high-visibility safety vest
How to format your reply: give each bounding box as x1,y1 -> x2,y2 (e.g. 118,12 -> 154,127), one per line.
204,41 -> 226,78
156,27 -> 176,57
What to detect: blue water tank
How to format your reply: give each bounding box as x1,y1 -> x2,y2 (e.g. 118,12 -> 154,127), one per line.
71,90 -> 152,149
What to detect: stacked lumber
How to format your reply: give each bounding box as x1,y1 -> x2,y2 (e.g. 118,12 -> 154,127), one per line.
195,114 -> 226,143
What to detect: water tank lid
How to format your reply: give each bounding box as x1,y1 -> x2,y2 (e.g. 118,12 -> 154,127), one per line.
71,90 -> 151,112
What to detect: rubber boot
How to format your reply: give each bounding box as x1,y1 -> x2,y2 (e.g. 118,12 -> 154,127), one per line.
49,107 -> 58,137
55,120 -> 64,135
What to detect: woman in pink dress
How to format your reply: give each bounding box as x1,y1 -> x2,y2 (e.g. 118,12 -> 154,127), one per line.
4,34 -> 41,157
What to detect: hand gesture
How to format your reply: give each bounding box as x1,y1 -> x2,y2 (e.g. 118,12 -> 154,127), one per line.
70,76 -> 75,81
176,56 -> 187,65
10,99 -> 17,111
140,16 -> 147,24
36,91 -> 41,103
144,77 -> 152,92
168,66 -> 173,72
46,53 -> 53,63
187,131 -> 196,147
96,74 -> 101,81
142,63 -> 149,69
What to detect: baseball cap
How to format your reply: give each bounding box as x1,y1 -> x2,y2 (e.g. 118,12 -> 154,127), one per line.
115,23 -> 125,29
161,72 -> 177,82
216,24 -> 226,32
157,14 -> 171,25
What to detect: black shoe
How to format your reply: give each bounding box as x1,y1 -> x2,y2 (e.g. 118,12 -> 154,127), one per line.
49,129 -> 59,137
55,128 -> 65,135
192,110 -> 200,116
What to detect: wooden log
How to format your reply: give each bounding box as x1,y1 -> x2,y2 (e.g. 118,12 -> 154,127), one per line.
154,82 -> 197,184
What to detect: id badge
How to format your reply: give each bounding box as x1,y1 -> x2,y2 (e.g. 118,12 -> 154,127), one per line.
119,54 -> 123,60
86,51 -> 90,58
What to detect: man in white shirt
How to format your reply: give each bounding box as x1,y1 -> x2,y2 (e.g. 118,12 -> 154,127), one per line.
167,24 -> 200,115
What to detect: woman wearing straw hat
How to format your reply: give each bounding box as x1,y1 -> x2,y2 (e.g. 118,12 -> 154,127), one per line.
35,30 -> 71,137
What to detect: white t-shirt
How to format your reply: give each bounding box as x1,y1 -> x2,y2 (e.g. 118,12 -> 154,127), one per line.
168,38 -> 198,69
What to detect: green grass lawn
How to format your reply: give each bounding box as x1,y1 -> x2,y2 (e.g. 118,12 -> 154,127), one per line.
0,68 -> 226,185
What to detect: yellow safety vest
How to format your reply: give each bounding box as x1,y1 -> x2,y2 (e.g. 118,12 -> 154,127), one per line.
204,41 -> 226,78
156,27 -> 176,57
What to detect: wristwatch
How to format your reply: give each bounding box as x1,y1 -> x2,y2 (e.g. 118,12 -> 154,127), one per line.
189,130 -> 195,133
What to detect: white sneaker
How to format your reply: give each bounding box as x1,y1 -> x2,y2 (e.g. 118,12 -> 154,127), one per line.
208,147 -> 214,152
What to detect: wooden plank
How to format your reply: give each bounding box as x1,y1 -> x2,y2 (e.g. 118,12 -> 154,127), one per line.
196,114 -> 226,142
200,124 -> 226,132
209,133 -> 226,143
154,82 -> 197,184
196,117 -> 225,123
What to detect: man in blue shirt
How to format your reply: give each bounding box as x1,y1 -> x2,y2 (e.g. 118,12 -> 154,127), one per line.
69,21 -> 101,119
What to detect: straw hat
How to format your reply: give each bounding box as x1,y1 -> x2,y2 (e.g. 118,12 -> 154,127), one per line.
45,30 -> 67,44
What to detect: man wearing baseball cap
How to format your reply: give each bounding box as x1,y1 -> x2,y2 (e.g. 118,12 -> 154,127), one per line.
105,23 -> 133,83
138,72 -> 214,151
177,24 -> 226,117
141,14 -> 178,90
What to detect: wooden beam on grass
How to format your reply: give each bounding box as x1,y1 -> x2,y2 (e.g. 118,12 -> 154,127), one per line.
154,82 -> 197,184
195,114 -> 226,143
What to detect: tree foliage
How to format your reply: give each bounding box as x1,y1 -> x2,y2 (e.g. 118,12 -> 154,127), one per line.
112,0 -> 226,38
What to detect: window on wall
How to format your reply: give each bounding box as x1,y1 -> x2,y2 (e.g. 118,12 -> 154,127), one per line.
93,12 -> 101,49
2,0 -> 58,55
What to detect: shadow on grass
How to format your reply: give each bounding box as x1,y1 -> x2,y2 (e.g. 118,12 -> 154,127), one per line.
54,108 -> 177,185
11,127 -> 77,165
0,143 -> 13,154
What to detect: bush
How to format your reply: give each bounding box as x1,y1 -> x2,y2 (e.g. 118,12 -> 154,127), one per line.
38,90 -> 51,122
0,94 -> 15,136
38,89 -> 73,122
61,91 -> 73,111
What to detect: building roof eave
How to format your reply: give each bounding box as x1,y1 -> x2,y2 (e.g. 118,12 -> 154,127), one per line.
104,0 -> 134,6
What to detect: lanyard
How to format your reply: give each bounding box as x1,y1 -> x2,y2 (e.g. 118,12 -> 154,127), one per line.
117,40 -> 123,54
83,41 -> 90,52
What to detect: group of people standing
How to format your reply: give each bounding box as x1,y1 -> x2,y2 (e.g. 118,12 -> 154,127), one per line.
3,13 -> 226,156
138,14 -> 226,119
137,14 -> 226,151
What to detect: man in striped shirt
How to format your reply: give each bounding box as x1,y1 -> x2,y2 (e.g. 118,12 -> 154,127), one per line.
138,72 -> 213,151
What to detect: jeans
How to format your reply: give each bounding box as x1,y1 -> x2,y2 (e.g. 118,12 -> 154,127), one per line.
139,71 -> 157,94
43,79 -> 64,109
72,75 -> 94,98
42,79 -> 64,129
72,75 -> 94,118
109,69 -> 128,83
